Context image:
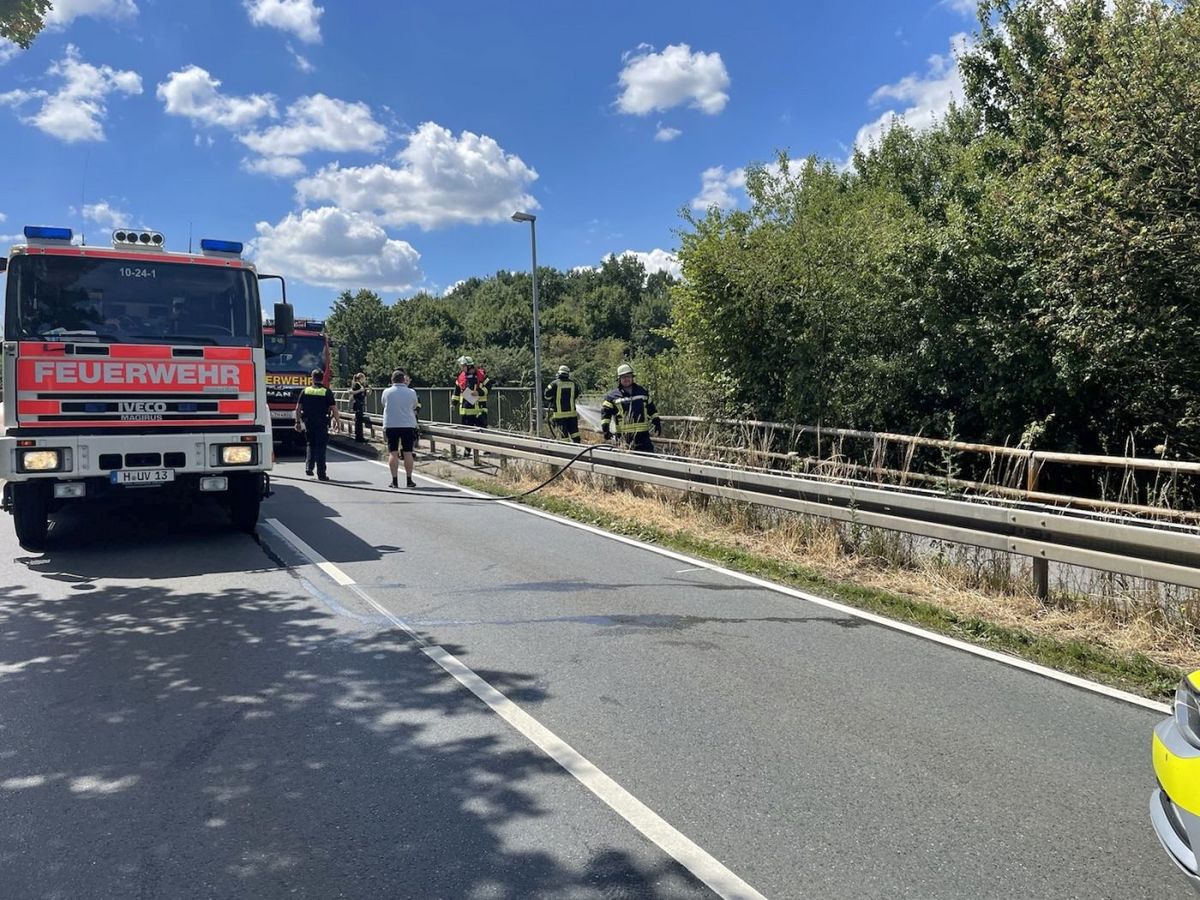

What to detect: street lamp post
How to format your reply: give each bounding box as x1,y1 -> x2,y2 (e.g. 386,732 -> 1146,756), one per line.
511,211 -> 543,436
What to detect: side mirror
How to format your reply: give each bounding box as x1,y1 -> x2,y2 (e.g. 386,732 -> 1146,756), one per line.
273,302 -> 294,337
0,258 -> 7,273
258,273 -> 290,334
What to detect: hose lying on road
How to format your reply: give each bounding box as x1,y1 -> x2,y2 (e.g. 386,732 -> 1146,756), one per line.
270,441 -> 602,502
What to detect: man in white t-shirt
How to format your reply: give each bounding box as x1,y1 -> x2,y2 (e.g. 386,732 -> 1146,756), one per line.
381,369 -> 421,488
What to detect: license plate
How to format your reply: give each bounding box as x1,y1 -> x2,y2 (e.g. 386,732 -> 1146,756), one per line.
110,468 -> 175,485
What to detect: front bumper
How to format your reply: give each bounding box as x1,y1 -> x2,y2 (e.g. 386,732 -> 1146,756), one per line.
0,432 -> 271,483
1152,720 -> 1200,891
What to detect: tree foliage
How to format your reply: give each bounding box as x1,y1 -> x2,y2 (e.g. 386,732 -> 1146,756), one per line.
673,0 -> 1200,455
0,0 -> 50,48
326,259 -> 676,392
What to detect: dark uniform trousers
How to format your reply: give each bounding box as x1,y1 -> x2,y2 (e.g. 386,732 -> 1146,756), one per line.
306,428 -> 329,477
620,431 -> 654,453
298,385 -> 336,478
554,417 -> 582,442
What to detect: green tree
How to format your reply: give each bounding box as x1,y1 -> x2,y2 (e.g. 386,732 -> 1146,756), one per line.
0,0 -> 50,49
326,290 -> 394,386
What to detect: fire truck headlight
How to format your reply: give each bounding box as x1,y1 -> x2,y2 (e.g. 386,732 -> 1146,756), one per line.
220,445 -> 256,466
18,449 -> 61,472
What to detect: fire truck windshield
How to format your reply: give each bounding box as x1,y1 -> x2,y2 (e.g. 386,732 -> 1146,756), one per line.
265,334 -> 327,373
4,254 -> 260,347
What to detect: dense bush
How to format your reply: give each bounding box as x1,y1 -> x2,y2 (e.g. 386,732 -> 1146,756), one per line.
674,0 -> 1200,456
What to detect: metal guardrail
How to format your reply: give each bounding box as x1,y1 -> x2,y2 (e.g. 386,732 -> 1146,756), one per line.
564,413 -> 1199,524
417,423 -> 1200,593
334,386 -> 534,431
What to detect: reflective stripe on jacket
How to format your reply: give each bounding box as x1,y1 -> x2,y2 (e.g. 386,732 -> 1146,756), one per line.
452,370 -> 491,415
600,383 -> 658,434
545,379 -> 577,420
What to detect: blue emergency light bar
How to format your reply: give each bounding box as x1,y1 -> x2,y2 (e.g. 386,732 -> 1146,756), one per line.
200,238 -> 243,255
24,226 -> 73,241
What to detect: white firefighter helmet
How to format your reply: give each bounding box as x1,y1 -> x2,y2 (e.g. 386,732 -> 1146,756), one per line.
616,363 -> 634,378
458,355 -> 474,367
557,365 -> 571,377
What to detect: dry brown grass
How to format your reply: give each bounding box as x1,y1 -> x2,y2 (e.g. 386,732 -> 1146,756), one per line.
459,458 -> 1200,671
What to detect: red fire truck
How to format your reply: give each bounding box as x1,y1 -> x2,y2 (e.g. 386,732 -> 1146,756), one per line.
0,225 -> 292,549
263,318 -> 331,449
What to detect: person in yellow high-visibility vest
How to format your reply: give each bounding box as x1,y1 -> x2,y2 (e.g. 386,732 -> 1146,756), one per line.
293,368 -> 338,479
544,365 -> 581,443
452,356 -> 491,427
600,363 -> 660,452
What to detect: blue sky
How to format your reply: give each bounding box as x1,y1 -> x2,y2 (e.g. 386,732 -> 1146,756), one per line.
0,0 -> 975,318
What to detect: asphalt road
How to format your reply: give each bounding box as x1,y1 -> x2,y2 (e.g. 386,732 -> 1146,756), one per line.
0,447 -> 1188,899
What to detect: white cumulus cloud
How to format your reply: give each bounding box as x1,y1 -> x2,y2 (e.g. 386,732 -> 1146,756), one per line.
241,156 -> 306,178
157,65 -> 277,130
654,123 -> 682,142
606,249 -> 682,280
244,0 -> 323,44
616,43 -> 730,116
0,39 -> 19,65
45,0 -> 138,27
691,165 -> 746,210
239,94 -> 386,158
0,45 -> 141,143
941,0 -> 977,15
79,200 -> 132,229
250,207 -> 421,292
852,34 -> 968,155
295,121 -> 538,230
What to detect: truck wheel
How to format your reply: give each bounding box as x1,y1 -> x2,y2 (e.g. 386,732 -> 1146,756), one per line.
12,482 -> 49,550
228,474 -> 262,534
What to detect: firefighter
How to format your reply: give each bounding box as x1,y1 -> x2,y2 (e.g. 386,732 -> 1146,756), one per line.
293,368 -> 338,480
544,365 -> 581,443
452,356 -> 491,427
601,363 -> 661,452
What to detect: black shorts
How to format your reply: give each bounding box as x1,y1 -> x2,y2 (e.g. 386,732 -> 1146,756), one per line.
385,427 -> 417,453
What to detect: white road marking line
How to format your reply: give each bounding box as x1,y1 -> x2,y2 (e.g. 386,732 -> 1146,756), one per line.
325,448 -> 1172,715
264,519 -> 355,586
675,567 -> 705,574
261,514 -> 768,900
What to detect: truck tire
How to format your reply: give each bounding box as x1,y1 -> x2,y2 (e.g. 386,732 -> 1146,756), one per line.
12,482 -> 49,550
228,473 -> 262,534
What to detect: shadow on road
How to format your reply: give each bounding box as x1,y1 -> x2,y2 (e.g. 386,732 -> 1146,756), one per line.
0,576 -> 707,898
17,496 -> 277,582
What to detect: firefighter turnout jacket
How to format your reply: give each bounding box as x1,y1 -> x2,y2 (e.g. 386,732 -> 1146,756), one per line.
544,377 -> 578,420
452,368 -> 491,417
601,382 -> 660,436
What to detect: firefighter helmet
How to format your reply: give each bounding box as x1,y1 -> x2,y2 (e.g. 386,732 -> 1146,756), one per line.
616,364 -> 634,378
557,365 -> 571,376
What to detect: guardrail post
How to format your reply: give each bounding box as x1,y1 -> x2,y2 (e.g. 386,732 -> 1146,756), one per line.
1026,452 -> 1043,494
1026,452 -> 1050,602
473,448 -> 481,467
1031,556 -> 1050,603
